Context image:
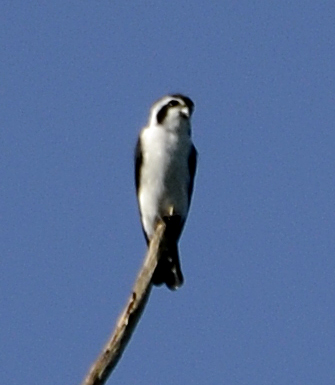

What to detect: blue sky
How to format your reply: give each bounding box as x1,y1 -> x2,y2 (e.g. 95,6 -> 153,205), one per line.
1,2 -> 335,384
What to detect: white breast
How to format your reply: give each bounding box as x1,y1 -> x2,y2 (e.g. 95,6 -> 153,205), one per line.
139,125 -> 191,239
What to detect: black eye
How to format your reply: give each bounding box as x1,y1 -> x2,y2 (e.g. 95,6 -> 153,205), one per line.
168,100 -> 179,108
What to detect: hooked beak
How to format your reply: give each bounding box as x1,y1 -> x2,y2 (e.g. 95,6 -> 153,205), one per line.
180,106 -> 190,119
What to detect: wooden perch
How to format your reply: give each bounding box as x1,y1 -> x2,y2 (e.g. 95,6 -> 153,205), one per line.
81,221 -> 166,385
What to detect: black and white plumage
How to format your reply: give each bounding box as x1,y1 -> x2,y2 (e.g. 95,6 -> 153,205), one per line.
135,94 -> 197,290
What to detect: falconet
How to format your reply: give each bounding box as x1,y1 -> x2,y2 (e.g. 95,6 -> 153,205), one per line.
135,94 -> 197,290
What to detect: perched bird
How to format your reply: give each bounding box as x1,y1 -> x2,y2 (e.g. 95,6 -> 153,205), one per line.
135,94 -> 197,290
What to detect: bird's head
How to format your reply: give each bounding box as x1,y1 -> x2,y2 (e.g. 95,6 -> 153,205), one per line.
148,94 -> 194,133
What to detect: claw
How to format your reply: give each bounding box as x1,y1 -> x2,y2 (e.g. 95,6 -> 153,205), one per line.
168,205 -> 174,216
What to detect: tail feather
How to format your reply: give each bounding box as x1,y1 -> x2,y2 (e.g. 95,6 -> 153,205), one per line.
152,243 -> 183,290
151,215 -> 184,290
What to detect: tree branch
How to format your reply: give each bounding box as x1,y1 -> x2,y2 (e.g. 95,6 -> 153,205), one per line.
81,221 -> 166,385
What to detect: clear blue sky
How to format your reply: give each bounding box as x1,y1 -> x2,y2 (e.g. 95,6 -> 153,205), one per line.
1,2 -> 334,384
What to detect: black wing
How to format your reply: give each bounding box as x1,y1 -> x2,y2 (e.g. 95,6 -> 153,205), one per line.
134,136 -> 142,195
187,144 -> 197,206
135,136 -> 150,244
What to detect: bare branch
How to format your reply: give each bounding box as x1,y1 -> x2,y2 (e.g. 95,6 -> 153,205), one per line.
81,221 -> 166,385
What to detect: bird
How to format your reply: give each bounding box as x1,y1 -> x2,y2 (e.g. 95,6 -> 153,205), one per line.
135,94 -> 197,290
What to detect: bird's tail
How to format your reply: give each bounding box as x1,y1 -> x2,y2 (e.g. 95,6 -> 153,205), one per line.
152,242 -> 184,290
151,215 -> 184,290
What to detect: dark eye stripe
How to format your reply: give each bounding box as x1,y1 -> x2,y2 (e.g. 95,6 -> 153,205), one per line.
171,94 -> 194,114
156,104 -> 169,124
156,99 -> 179,124
168,100 -> 180,107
